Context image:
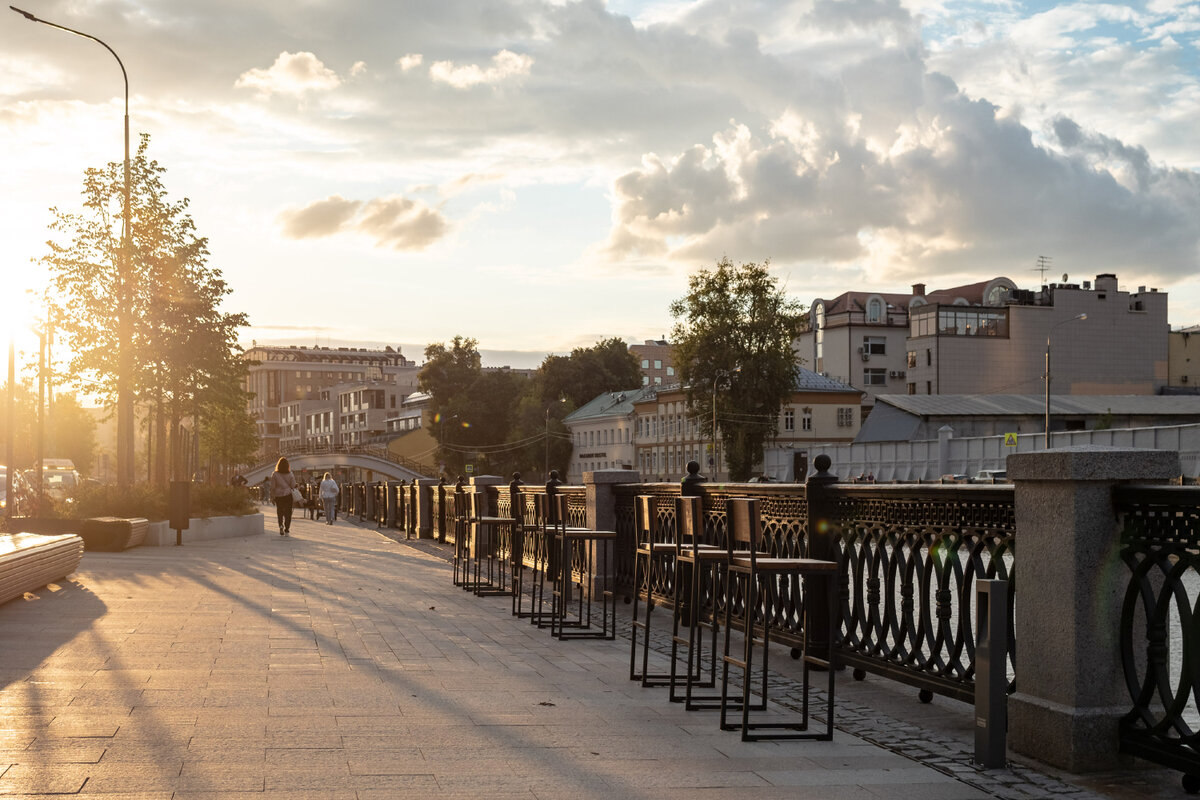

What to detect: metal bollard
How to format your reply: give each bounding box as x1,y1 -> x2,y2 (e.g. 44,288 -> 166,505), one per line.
974,579 -> 1009,768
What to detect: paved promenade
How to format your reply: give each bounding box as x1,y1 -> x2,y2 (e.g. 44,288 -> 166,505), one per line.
0,511 -> 1180,799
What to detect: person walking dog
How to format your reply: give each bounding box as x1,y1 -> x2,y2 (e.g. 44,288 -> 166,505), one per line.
319,472 -> 339,525
270,457 -> 297,536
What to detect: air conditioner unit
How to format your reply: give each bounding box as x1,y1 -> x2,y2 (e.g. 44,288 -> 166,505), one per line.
861,352 -> 870,361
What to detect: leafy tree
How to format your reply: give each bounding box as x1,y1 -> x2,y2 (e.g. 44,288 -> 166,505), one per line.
670,258 -> 803,481
541,338 -> 642,408
39,135 -> 248,486
48,395 -> 97,475
199,386 -> 260,484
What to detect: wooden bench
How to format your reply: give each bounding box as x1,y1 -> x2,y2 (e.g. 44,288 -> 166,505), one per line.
0,532 -> 85,606
79,517 -> 149,551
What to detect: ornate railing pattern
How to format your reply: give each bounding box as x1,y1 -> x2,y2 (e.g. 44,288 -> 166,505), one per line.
1114,485 -> 1200,780
833,485 -> 1015,703
612,481 -> 1014,704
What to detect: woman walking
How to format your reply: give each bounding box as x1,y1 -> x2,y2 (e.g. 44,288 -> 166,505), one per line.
319,472 -> 339,525
270,457 -> 297,536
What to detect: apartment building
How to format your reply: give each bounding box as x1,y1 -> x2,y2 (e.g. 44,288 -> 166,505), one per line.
630,369 -> 861,482
629,340 -> 676,387
905,274 -> 1168,396
795,278 -> 1018,410
243,344 -> 419,457
563,387 -> 652,483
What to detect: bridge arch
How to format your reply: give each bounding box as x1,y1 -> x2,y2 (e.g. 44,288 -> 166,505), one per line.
245,453 -> 429,484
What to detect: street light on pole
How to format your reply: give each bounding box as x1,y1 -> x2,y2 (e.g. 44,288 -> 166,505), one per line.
11,5 -> 134,488
1044,313 -> 1087,449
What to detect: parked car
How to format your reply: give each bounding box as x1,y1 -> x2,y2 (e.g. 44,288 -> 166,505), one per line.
26,460 -> 82,503
973,469 -> 1008,483
0,467 -> 31,516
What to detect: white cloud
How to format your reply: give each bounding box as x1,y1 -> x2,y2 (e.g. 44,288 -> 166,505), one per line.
397,53 -> 424,71
235,52 -> 341,96
429,49 -> 534,89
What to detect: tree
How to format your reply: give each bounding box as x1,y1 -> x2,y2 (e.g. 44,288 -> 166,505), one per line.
670,258 -> 803,481
39,135 -> 248,486
199,393 -> 260,483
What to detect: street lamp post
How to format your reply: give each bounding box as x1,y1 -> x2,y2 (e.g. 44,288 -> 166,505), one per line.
1044,313 -> 1087,449
12,6 -> 134,488
5,341 -> 13,528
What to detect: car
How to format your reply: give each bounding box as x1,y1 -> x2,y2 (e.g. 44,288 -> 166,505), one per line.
26,461 -> 82,503
0,467 -> 31,516
746,475 -> 777,483
973,469 -> 1008,483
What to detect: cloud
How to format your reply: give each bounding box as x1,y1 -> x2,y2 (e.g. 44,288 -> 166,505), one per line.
278,195 -> 362,239
429,49 -> 534,89
397,53 -> 424,71
357,197 -> 449,250
278,194 -> 449,251
235,51 -> 341,96
603,68 -> 1200,282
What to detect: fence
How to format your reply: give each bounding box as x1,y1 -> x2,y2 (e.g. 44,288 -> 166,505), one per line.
1113,485 -> 1200,784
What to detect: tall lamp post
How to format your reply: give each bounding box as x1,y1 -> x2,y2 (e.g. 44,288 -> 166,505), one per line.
12,6 -> 134,488
1044,313 -> 1087,449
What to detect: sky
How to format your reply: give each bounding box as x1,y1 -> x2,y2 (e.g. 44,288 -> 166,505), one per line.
4,0 -> 1200,369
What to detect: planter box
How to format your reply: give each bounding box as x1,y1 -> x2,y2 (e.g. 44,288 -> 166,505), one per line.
144,513 -> 264,546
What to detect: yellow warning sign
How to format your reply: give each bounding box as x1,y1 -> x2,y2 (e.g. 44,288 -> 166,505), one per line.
1004,432 -> 1018,447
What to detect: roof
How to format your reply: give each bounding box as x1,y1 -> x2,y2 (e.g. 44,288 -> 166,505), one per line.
793,367 -> 859,394
817,277 -> 1007,315
877,394 -> 1200,417
565,386 -> 656,422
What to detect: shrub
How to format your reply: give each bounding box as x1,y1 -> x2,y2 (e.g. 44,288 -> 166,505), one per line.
71,483 -> 255,521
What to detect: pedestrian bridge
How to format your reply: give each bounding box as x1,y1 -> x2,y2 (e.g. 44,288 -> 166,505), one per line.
244,446 -> 434,484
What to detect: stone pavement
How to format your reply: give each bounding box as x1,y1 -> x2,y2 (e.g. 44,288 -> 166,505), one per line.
0,510 -> 1180,799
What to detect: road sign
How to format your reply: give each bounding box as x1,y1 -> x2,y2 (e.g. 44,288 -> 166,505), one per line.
465,463 -> 474,474
1004,432 -> 1018,447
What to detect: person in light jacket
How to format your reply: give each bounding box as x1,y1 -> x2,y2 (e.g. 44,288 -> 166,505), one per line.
319,472 -> 339,525
269,456 -> 297,536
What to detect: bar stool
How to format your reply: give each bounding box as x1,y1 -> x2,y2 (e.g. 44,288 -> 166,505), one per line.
511,491 -> 542,618
669,495 -> 725,708
528,492 -> 561,629
469,491 -> 515,597
451,490 -> 478,590
549,494 -> 616,640
630,495 -> 678,685
719,497 -> 838,741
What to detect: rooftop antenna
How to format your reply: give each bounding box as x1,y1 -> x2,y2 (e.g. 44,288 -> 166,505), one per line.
1033,255 -> 1052,285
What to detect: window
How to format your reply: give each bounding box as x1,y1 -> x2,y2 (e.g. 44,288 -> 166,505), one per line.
906,351 -> 917,368
867,297 -> 883,322
907,383 -> 916,395
641,359 -> 649,368
837,407 -> 854,427
642,376 -> 649,386
926,349 -> 932,366
654,377 -> 662,385
667,366 -> 675,377
862,336 -> 885,356
802,409 -> 812,431
654,360 -> 662,369
784,409 -> 795,431
926,381 -> 933,394
863,368 -> 887,386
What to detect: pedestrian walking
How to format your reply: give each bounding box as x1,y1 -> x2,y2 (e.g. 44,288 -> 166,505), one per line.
270,457 -> 297,536
319,472 -> 339,526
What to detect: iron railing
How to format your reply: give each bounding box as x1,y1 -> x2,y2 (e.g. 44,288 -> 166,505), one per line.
1114,485 -> 1200,783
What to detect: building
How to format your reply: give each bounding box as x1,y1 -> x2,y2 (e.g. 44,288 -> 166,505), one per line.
797,273 -> 1169,411
1168,325 -> 1200,389
906,274 -> 1167,396
629,340 -> 677,387
855,394 -> 1200,443
631,369 -> 862,482
242,344 -> 419,457
563,387 -> 653,483
796,278 -> 1018,410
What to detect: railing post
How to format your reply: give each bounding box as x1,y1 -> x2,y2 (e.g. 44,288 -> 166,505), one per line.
974,578 -> 1008,769
583,469 -> 630,600
804,453 -> 839,655
1007,446 -> 1179,772
415,478 -> 437,539
510,472 -> 524,565
680,459 -> 706,497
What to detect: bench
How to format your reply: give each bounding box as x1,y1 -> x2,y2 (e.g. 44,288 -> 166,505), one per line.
0,532 -> 85,606
79,517 -> 149,551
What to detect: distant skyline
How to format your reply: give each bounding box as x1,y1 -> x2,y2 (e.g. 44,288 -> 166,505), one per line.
5,1 -> 1200,370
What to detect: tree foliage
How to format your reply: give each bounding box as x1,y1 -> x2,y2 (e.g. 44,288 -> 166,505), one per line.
670,258 -> 803,481
0,385 -> 96,475
420,336 -> 642,480
38,135 -> 249,485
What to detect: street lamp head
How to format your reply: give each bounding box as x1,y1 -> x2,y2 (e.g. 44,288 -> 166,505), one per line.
10,6 -> 39,22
